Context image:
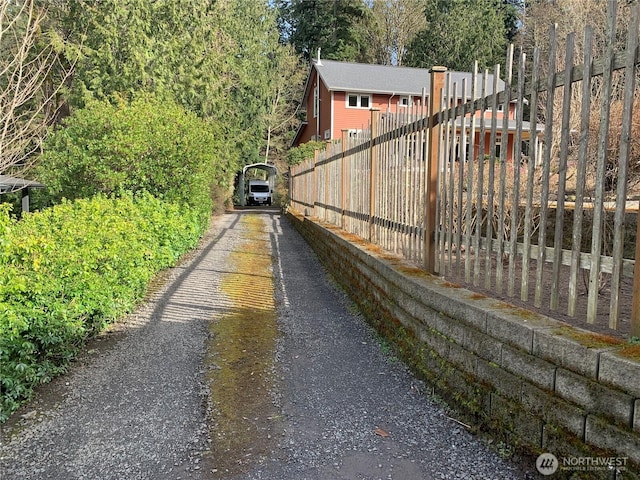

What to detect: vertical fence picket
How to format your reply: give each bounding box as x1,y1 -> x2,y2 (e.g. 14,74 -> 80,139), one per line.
474,71 -> 489,286
508,51 -> 526,297
390,111 -> 396,253
405,107 -> 411,257
317,150 -> 323,220
382,115 -> 387,249
633,216 -> 640,336
412,105 -> 418,255
587,2 -> 617,323
406,106 -> 413,259
388,112 -> 394,251
324,144 -> 329,222
378,114 -> 384,249
341,130 -> 347,230
447,79 -> 457,274
436,87 -> 447,273
456,79 -> 466,273
568,28 -> 594,317
409,104 -> 417,259
484,64 -> 501,290
550,33 -> 575,311
397,110 -> 403,254
464,63 -> 478,283
419,95 -> 427,264
357,130 -> 363,237
522,48 -> 540,302
609,2 -> 639,328
496,45 -> 514,293
313,149 -> 319,218
535,24 -> 558,308
363,128 -> 370,239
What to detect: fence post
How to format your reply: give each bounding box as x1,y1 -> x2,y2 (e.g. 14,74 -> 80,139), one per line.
369,109 -> 380,242
425,66 -> 447,273
341,129 -> 348,230
632,214 -> 640,337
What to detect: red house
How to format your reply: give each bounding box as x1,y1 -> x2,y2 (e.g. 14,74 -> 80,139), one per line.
293,57 -> 541,164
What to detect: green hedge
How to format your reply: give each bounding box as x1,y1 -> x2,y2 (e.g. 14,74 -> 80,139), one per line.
35,94 -> 225,213
0,194 -> 206,421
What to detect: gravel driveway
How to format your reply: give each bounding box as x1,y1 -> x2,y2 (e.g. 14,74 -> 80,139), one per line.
1,209 -> 535,479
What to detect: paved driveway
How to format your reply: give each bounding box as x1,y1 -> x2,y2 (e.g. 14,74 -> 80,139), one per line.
1,209 -> 535,479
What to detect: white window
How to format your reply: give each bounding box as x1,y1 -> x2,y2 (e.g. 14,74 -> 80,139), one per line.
398,96 -> 411,107
346,93 -> 370,109
313,84 -> 319,118
323,129 -> 331,140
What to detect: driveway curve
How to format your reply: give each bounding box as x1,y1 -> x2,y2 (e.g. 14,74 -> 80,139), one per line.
1,209 -> 535,479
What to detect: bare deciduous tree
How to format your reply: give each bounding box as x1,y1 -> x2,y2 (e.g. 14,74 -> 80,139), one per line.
0,0 -> 71,187
519,0 -> 639,193
368,0 -> 427,66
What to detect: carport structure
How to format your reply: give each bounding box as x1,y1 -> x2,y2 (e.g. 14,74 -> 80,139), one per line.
0,175 -> 44,213
237,163 -> 277,206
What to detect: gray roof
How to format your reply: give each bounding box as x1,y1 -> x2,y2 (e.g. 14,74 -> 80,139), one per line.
0,175 -> 44,193
313,59 -> 505,97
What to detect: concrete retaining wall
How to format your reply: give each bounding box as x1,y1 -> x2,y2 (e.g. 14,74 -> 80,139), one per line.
287,212 -> 640,478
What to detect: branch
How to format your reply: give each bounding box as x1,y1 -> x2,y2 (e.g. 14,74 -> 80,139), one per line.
0,0 -> 76,186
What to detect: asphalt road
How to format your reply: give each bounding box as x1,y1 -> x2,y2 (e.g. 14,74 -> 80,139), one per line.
0,208 -> 535,479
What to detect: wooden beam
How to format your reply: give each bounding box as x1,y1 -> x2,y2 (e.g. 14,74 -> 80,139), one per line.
426,66 -> 446,274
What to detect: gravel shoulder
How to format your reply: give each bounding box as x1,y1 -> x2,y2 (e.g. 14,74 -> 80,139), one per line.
1,209 -> 536,479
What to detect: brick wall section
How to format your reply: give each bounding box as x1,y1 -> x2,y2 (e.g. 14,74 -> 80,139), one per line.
287,212 -> 640,475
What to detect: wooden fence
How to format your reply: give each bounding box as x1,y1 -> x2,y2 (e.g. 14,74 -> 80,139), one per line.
289,1 -> 640,336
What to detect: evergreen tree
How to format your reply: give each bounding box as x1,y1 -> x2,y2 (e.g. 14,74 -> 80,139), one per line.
39,0 -> 300,177
404,0 -> 518,71
281,0 -> 372,62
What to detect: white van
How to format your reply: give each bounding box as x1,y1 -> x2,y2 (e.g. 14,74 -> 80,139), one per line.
247,179 -> 272,206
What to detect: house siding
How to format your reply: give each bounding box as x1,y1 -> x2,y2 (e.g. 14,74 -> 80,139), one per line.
332,92 -> 425,138
472,132 -> 517,163
319,79 -> 332,140
297,70 -> 333,144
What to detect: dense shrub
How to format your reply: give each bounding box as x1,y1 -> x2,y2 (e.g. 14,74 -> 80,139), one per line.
0,194 -> 206,421
36,94 -> 225,217
286,141 -> 327,166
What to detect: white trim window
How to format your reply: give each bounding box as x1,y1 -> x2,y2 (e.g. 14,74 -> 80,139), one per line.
313,84 -> 319,118
398,96 -> 412,107
346,93 -> 370,109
